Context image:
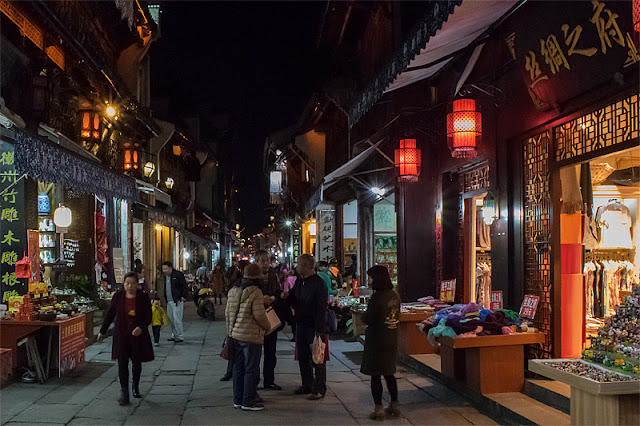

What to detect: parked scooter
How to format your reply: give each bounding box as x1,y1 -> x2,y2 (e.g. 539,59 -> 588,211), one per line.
195,288 -> 215,320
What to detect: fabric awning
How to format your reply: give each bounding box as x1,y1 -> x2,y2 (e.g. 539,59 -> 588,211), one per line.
323,145 -> 377,187
385,0 -> 518,93
14,130 -> 139,202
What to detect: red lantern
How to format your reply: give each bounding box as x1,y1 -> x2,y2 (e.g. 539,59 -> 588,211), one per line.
634,0 -> 640,32
447,99 -> 482,159
394,139 -> 421,182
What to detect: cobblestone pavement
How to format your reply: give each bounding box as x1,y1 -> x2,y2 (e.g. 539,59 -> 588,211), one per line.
0,304 -> 500,425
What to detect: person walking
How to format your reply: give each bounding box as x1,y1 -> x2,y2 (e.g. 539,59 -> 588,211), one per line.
97,272 -> 154,405
135,264 -> 151,294
225,264 -> 271,411
360,265 -> 401,420
151,299 -> 166,347
196,262 -> 209,289
255,250 -> 283,391
162,261 -> 188,343
221,259 -> 250,382
283,254 -> 328,400
209,264 -> 226,305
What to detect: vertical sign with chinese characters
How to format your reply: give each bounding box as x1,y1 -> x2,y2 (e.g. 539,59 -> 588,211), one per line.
317,210 -> 335,263
0,140 -> 27,303
520,294 -> 540,319
440,279 -> 456,303
59,315 -> 86,375
505,0 -> 639,109
292,230 -> 301,264
490,290 -> 503,311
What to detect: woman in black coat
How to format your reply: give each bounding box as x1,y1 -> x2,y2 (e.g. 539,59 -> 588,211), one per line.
360,265 -> 401,421
98,272 -> 154,405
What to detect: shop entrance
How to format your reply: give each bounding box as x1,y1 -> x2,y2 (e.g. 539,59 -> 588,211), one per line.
463,193 -> 493,306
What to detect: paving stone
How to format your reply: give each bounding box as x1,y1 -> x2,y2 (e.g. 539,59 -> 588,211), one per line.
154,374 -> 195,386
67,417 -> 125,426
124,414 -> 182,425
76,399 -> 138,420
11,403 -> 84,424
143,393 -> 189,403
402,405 -> 474,425
148,384 -> 192,395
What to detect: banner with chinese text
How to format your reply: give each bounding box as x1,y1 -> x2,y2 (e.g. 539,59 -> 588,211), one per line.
59,315 -> 86,375
317,210 -> 335,263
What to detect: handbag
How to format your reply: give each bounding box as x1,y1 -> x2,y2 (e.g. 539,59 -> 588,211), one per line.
325,309 -> 338,334
220,336 -> 234,361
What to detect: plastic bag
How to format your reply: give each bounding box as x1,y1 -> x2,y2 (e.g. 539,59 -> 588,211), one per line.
312,335 -> 326,365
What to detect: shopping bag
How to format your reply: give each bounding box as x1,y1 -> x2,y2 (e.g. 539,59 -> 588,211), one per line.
15,254 -> 29,279
265,307 -> 282,335
312,335 -> 326,365
220,336 -> 234,360
325,309 -> 338,334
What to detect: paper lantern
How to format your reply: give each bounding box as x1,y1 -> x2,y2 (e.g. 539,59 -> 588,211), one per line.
165,177 -> 174,189
394,139 -> 421,182
53,205 -> 72,228
634,0 -> 640,32
143,161 -> 156,178
447,99 -> 482,159
79,109 -> 102,147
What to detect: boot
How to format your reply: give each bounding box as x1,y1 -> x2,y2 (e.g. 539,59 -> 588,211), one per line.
385,400 -> 401,417
118,391 -> 130,406
132,383 -> 142,398
369,404 -> 385,421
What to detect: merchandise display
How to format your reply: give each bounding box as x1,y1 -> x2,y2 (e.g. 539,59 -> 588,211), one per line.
540,360 -> 636,383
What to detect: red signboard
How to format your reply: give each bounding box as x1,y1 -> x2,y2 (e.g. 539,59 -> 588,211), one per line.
59,315 -> 85,375
440,279 -> 456,303
490,291 -> 503,311
27,230 -> 40,285
520,295 -> 540,319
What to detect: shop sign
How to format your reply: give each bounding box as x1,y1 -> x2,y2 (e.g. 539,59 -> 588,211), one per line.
505,0 -> 639,110
490,291 -> 503,311
59,315 -> 85,375
374,203 -> 396,233
440,279 -> 456,303
63,238 -> 80,268
269,171 -> 282,194
520,294 -> 540,319
27,230 -> 40,284
292,231 -> 301,264
0,140 -> 27,303
317,210 -> 335,263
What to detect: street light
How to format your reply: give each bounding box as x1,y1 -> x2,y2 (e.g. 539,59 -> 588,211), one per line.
143,161 -> 156,178
371,186 -> 386,196
106,106 -> 116,117
285,219 -> 292,226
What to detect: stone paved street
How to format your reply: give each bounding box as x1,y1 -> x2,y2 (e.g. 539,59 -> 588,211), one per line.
0,305 -> 499,425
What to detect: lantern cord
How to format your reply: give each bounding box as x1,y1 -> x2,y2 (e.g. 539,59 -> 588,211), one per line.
0,173 -> 27,197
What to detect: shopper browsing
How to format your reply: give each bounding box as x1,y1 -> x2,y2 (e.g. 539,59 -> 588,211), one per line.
97,272 -> 154,405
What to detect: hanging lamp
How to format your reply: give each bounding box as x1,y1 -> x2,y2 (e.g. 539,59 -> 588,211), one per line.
634,0 -> 640,32
447,99 -> 482,159
394,139 -> 421,182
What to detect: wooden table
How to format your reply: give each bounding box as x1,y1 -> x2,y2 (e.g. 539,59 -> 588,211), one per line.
438,333 -> 545,394
398,311 -> 436,355
0,315 -> 86,379
530,359 -> 640,425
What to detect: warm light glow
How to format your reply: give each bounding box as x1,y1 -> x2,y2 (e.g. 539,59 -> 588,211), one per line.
447,99 -> 481,159
308,223 -> 316,236
183,252 -> 190,260
143,161 -> 156,177
394,139 -> 421,182
285,219 -> 292,226
106,106 -> 116,117
53,205 -> 72,228
155,224 -> 163,231
172,145 -> 181,156
165,177 -> 174,189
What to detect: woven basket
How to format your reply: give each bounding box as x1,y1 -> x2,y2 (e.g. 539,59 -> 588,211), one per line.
590,163 -> 615,185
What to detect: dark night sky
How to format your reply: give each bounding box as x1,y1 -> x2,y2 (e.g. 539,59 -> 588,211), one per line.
151,1 -> 327,234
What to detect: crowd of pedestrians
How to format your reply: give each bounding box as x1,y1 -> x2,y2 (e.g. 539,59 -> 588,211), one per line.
98,253 -> 402,420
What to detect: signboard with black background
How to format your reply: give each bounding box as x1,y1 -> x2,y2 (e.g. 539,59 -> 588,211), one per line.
504,0 -> 639,109
0,139 -> 27,303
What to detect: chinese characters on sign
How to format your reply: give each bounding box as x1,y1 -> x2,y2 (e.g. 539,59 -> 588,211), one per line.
440,279 -> 456,303
0,140 -> 26,303
59,315 -> 86,375
317,210 -> 335,263
506,0 -> 639,109
490,291 -> 503,311
520,294 -> 540,319
27,230 -> 40,285
292,231 -> 301,264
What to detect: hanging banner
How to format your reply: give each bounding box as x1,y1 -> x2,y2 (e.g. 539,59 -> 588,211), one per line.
27,230 -> 40,285
490,290 -> 503,311
504,0 -> 639,109
292,230 -> 301,264
440,279 -> 456,303
59,315 -> 86,376
0,140 -> 27,303
520,294 -> 540,319
317,210 -> 335,263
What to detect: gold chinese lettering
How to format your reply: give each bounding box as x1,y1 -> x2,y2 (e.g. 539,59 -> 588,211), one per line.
2,189 -> 17,204
2,290 -> 19,302
1,207 -> 18,222
590,0 -> 626,54
525,51 -> 549,87
624,32 -> 639,67
0,151 -> 14,166
2,272 -> 18,287
540,35 -> 570,74
1,230 -> 20,246
0,171 -> 16,184
561,24 -> 597,57
1,251 -> 18,266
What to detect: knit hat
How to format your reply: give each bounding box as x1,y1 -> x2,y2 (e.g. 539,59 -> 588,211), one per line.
244,264 -> 263,280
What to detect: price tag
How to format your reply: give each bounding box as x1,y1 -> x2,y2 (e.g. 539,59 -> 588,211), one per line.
490,291 -> 503,311
520,294 -> 540,319
440,279 -> 456,303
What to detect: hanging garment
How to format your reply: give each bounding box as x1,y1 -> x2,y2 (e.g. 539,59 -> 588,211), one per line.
560,166 -> 583,214
476,213 -> 491,249
597,200 -> 633,249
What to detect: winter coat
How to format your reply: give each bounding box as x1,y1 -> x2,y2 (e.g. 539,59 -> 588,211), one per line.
100,289 -> 154,363
152,305 -> 166,326
225,279 -> 271,345
209,269 -> 226,294
360,289 -> 401,376
164,269 -> 188,303
288,274 -> 328,333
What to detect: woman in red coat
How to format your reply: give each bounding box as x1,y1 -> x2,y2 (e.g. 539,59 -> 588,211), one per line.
98,272 -> 154,405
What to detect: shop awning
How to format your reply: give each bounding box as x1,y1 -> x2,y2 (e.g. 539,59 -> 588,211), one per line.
323,145 -> 377,187
385,0 -> 518,93
14,130 -> 139,202
135,179 -> 172,207
181,229 -> 218,251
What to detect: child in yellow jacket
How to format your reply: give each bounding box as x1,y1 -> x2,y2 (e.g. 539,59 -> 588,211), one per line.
151,299 -> 167,346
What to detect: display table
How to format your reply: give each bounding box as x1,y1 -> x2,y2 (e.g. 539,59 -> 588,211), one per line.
529,359 -> 640,425
398,311 -> 435,355
0,314 -> 86,379
437,333 -> 545,394
350,311 -> 368,336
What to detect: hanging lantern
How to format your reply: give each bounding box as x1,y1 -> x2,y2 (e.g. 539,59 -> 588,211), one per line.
78,104 -> 102,152
53,204 -> 72,228
122,140 -> 140,171
447,99 -> 482,159
165,177 -> 174,189
143,161 -> 156,178
634,0 -> 640,32
172,145 -> 182,156
394,139 -> 421,182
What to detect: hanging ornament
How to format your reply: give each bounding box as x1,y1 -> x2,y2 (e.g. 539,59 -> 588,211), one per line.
394,139 -> 421,182
634,0 -> 640,32
447,99 -> 482,159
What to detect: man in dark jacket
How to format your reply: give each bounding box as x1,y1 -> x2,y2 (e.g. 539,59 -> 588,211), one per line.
255,250 -> 282,390
162,261 -> 188,343
283,254 -> 328,400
